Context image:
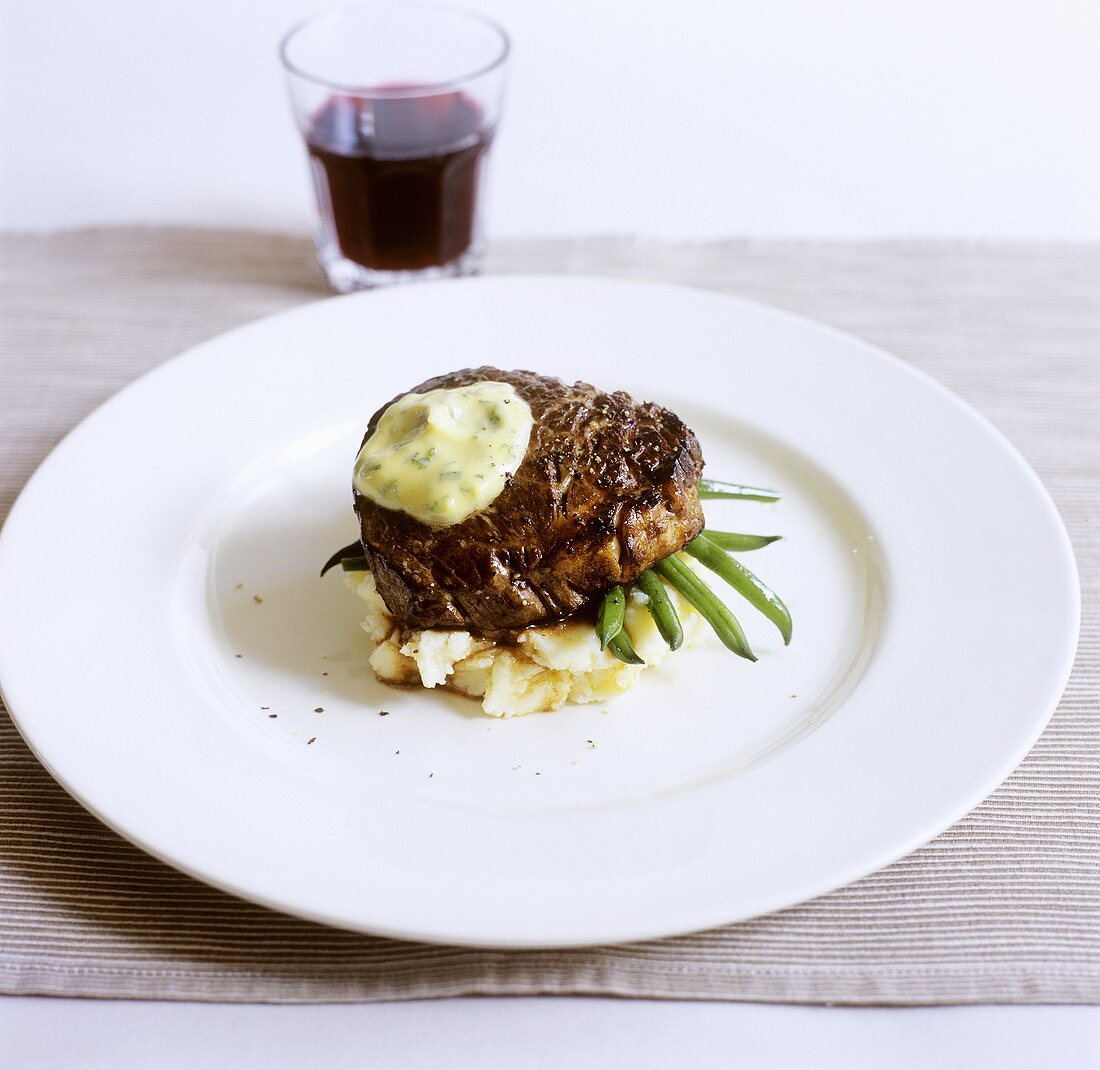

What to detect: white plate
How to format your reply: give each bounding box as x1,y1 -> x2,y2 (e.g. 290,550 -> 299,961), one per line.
0,277 -> 1079,948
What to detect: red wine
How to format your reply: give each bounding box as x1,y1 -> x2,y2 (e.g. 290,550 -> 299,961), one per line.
306,92 -> 493,273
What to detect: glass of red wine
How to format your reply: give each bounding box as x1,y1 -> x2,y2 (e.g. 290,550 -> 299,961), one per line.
280,2 -> 509,292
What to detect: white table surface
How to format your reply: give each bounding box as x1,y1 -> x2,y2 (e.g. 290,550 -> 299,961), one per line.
1,998 -> 1097,1069
2,1 -> 1097,1065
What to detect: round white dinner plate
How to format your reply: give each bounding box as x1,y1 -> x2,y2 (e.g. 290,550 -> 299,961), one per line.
0,276 -> 1079,948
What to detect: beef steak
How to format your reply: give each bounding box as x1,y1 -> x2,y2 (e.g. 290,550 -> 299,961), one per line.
354,367 -> 704,633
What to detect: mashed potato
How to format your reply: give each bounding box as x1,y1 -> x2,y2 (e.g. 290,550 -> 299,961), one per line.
347,569 -> 705,717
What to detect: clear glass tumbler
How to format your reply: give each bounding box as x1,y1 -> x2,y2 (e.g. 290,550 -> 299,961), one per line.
280,2 -> 509,292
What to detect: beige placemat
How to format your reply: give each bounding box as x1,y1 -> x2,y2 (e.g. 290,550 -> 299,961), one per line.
1,229 -> 1097,1004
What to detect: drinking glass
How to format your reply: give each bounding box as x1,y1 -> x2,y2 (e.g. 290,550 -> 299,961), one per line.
280,2 -> 509,292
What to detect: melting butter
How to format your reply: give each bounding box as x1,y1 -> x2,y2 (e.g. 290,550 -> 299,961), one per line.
353,381 -> 534,526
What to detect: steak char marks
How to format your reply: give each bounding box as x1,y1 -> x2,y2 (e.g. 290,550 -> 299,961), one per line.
354,367 -> 704,634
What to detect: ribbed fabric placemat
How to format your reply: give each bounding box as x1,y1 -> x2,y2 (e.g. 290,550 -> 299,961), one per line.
1,229 -> 1097,1004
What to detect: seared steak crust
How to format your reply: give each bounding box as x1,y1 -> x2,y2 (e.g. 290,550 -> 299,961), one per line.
354,368 -> 704,633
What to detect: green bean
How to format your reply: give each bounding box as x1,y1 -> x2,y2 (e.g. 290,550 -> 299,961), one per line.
654,555 -> 756,661
702,529 -> 782,551
339,556 -> 370,572
698,479 -> 780,502
635,569 -> 684,651
607,627 -> 645,665
595,585 -> 627,649
320,541 -> 365,577
684,535 -> 793,645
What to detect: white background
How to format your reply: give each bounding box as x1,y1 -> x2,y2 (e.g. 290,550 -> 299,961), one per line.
1,1 -> 1098,1066
1,0 -> 1098,240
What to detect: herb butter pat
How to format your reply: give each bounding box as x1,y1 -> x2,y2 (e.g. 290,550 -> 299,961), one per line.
353,381 -> 534,526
